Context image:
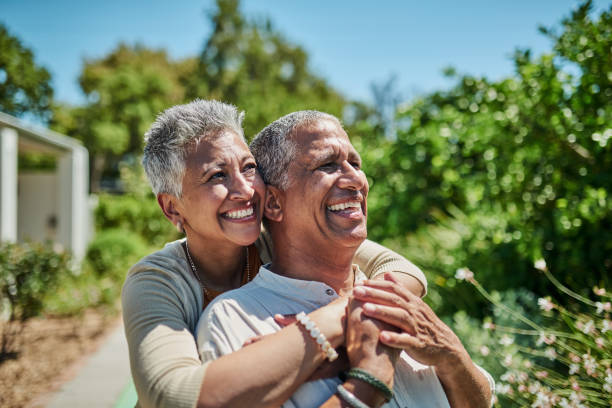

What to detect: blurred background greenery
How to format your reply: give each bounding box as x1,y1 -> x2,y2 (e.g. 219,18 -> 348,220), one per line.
1,0 -> 611,406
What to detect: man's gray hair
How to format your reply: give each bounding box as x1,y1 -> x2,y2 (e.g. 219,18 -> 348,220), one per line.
142,99 -> 245,197
250,110 -> 341,190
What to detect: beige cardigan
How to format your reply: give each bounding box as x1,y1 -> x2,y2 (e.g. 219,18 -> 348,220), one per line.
122,235 -> 426,408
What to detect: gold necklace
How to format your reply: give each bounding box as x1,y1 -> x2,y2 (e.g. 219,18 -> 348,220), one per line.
185,241 -> 250,300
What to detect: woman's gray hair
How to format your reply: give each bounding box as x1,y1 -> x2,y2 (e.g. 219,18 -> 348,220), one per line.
142,99 -> 245,197
250,110 -> 341,190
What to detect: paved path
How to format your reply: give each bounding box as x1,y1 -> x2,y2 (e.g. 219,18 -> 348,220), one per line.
45,321 -> 136,408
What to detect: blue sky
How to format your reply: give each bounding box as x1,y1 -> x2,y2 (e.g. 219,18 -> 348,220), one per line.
2,0 -> 611,105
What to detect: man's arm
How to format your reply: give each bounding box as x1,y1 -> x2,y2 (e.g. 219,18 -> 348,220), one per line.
321,296 -> 398,408
352,273 -> 493,408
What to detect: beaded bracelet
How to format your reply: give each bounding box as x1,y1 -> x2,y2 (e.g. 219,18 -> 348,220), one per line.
336,384 -> 371,408
346,368 -> 394,402
296,312 -> 338,361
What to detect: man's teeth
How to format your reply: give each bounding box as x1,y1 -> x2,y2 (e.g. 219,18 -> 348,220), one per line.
225,207 -> 254,219
327,201 -> 361,212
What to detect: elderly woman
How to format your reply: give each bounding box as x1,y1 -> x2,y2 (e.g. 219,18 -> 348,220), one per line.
121,99 -> 427,408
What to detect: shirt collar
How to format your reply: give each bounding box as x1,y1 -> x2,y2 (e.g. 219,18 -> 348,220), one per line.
252,264 -> 366,307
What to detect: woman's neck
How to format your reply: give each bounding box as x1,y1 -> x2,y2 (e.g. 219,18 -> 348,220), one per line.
185,235 -> 246,291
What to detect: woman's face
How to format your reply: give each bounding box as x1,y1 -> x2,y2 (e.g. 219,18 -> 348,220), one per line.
177,129 -> 265,247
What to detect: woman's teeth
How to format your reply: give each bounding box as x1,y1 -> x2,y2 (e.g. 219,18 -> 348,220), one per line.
225,207 -> 254,219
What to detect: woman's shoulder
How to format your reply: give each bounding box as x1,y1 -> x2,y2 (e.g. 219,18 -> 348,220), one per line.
124,238 -> 197,295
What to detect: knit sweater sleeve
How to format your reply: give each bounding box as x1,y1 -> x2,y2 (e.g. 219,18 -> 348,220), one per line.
256,230 -> 427,296
121,243 -> 209,408
353,239 -> 428,296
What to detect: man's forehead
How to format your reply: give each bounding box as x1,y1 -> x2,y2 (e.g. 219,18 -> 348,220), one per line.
292,119 -> 355,155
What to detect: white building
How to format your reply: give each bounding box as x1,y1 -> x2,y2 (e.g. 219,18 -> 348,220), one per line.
0,112 -> 91,260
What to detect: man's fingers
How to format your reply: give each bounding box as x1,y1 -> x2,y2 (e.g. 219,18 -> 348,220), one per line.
274,313 -> 297,327
360,302 -> 416,334
353,285 -> 411,310
379,331 -> 422,351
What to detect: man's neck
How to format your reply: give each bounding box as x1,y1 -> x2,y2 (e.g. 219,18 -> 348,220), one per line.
269,232 -> 359,295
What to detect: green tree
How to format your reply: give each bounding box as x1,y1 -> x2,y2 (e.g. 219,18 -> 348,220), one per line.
359,1 -> 611,316
51,45 -> 194,191
187,0 -> 346,138
0,24 -> 53,119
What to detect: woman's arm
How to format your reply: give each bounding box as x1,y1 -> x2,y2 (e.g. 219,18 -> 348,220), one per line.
354,239 -> 427,297
122,270 -> 207,408
196,297 -> 348,408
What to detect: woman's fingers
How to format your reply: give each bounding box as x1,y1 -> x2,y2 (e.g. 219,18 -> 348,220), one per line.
274,313 -> 297,327
360,302 -> 416,335
242,335 -> 264,347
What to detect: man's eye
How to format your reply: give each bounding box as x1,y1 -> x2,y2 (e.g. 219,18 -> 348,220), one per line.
318,163 -> 336,171
350,161 -> 361,169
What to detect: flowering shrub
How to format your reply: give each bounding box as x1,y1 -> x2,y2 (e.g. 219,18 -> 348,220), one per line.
456,261 -> 611,407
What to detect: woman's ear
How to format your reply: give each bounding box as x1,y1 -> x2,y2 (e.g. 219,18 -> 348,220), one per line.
157,193 -> 184,232
264,186 -> 283,222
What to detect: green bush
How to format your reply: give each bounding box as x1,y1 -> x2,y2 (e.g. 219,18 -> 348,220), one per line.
85,228 -> 149,280
95,193 -> 179,248
0,241 -> 71,322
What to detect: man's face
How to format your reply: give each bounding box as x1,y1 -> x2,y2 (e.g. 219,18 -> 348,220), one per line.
279,119 -> 369,251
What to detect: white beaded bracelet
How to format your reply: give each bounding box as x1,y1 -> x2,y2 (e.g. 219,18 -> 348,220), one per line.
296,311 -> 338,362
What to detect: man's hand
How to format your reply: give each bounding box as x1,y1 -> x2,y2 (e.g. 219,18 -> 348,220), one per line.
343,292 -> 398,407
352,273 -> 492,408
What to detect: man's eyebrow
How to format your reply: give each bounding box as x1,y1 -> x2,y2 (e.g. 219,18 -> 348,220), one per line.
310,150 -> 338,166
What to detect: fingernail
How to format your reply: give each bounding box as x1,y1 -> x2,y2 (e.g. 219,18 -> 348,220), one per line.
380,332 -> 390,341
363,303 -> 376,312
353,286 -> 366,296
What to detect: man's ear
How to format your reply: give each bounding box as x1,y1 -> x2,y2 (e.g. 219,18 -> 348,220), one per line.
157,193 -> 184,231
264,186 -> 284,222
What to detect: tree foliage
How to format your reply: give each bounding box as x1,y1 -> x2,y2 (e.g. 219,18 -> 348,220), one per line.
186,0 -> 346,138
50,45 -> 193,190
0,24 -> 53,119
358,1 -> 611,316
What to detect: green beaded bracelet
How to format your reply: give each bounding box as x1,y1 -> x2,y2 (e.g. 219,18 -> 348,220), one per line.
346,368 -> 394,402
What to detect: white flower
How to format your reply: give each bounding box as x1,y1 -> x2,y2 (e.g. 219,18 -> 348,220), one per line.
595,301 -> 611,314
538,297 -> 554,312
569,364 -> 579,375
582,354 -> 597,375
483,321 -> 495,330
499,335 -> 514,346
479,345 -> 490,356
531,391 -> 552,408
581,320 -> 594,334
496,383 -> 511,395
455,267 -> 474,281
536,332 -> 556,346
603,319 -> 611,333
544,347 -> 556,360
534,259 -> 547,271
503,354 -> 513,367
596,337 -> 605,348
603,371 -> 612,393
593,286 -> 606,296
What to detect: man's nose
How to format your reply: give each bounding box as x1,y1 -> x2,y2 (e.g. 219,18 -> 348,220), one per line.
228,173 -> 255,200
337,161 -> 366,191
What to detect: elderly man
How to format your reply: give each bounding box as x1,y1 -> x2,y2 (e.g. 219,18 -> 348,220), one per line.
197,111 -> 493,407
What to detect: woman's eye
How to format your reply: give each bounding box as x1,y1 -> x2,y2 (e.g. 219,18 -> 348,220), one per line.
243,163 -> 257,174
209,171 -> 225,181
